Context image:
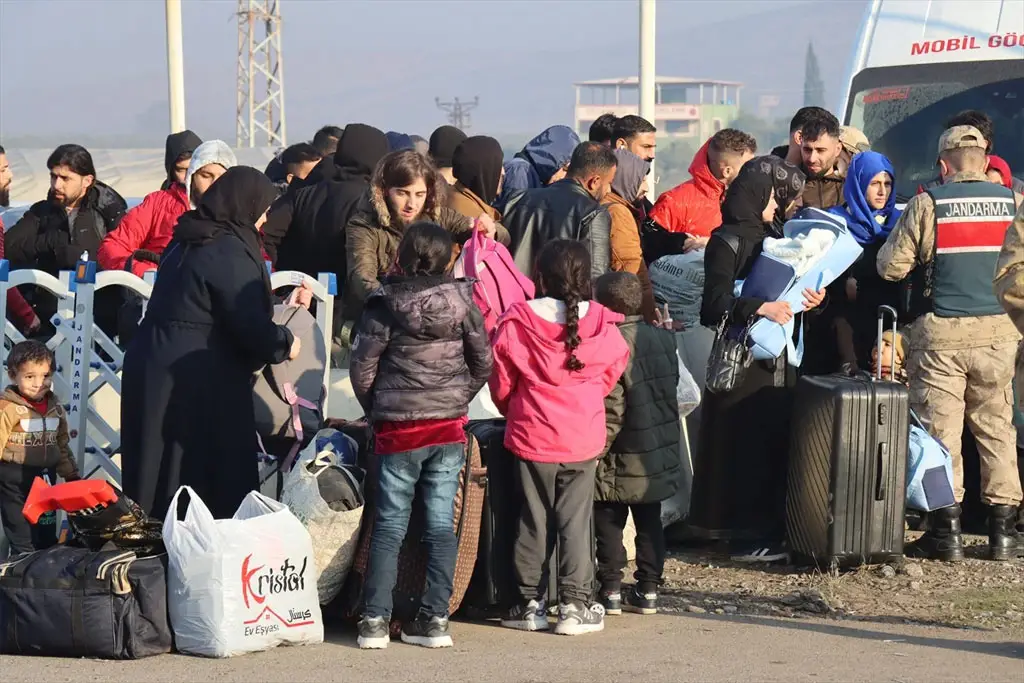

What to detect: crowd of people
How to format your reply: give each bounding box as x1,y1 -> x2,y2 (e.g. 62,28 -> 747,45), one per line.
0,103 -> 1022,650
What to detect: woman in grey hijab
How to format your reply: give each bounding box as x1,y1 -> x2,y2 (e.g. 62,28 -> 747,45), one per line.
602,148 -> 656,319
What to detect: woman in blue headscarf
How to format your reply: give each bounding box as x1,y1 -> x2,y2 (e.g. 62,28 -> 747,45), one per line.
828,150 -> 904,372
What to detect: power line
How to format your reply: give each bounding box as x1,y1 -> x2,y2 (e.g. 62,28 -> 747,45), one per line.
435,96 -> 480,131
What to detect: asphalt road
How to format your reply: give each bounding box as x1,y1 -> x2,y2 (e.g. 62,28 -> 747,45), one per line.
2,612 -> 1021,682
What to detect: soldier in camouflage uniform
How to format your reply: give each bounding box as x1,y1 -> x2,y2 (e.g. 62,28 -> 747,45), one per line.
994,201 -> 1024,541
877,126 -> 1023,562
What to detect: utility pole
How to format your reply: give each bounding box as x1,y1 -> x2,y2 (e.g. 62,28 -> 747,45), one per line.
435,96 -> 479,131
236,0 -> 287,148
165,0 -> 186,133
639,0 -> 656,196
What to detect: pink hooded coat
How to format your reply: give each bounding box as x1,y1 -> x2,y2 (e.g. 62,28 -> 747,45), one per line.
489,298 -> 630,463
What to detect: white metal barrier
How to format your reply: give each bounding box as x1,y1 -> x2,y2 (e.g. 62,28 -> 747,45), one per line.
0,258 -> 337,485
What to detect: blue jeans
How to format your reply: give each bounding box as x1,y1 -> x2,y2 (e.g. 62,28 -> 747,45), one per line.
364,442 -> 465,620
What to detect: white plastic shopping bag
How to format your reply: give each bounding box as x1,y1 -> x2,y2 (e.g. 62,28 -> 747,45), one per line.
280,429 -> 365,605
162,486 -> 324,658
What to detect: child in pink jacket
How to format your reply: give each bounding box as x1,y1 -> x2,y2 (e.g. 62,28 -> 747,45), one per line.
489,239 -> 629,637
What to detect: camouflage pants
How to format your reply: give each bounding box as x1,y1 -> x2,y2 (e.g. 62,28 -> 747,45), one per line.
908,342 -> 1022,506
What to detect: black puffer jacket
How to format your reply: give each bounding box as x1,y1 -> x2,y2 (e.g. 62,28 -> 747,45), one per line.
596,317 -> 682,504
6,181 -> 127,333
501,178 -> 611,280
348,275 -> 492,422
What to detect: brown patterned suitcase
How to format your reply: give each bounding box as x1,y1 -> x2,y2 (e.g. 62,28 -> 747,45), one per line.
340,430 -> 486,634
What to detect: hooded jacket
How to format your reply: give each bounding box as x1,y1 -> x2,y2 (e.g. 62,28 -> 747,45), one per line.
501,178 -> 612,280
349,275 -> 493,421
98,182 -> 190,276
597,317 -> 682,504
344,172 -> 509,322
263,124 -> 389,279
497,126 -> 580,209
648,140 -> 725,238
603,149 -> 656,319
161,130 -> 202,191
489,298 -> 630,463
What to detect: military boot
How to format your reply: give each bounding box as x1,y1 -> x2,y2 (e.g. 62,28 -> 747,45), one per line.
905,504 -> 964,562
988,505 -> 1023,562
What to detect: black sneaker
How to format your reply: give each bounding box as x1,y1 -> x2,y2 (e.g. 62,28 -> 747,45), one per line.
623,585 -> 658,615
500,599 -> 549,631
599,589 -> 622,615
400,615 -> 453,648
730,542 -> 790,564
357,615 -> 390,649
553,601 -> 605,636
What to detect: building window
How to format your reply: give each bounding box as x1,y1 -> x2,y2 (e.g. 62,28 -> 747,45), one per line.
658,120 -> 695,136
578,121 -> 594,135
712,118 -> 724,132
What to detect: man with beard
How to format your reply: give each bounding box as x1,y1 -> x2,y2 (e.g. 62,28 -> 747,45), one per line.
501,142 -> 618,279
793,108 -> 846,211
343,150 -> 508,325
6,144 -> 127,335
0,145 -> 41,334
613,115 -> 656,163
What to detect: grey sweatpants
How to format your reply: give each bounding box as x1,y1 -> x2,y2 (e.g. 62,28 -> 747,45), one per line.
514,458 -> 597,605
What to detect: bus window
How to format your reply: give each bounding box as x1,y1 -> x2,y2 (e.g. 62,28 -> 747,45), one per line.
846,60 -> 1023,200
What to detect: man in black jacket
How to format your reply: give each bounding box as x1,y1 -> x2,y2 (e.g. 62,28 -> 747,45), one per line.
6,144 -> 126,334
502,142 -> 617,279
263,123 -> 389,276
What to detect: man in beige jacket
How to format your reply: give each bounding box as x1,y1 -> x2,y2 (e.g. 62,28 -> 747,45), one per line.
878,125 -> 1022,562
994,200 -> 1024,543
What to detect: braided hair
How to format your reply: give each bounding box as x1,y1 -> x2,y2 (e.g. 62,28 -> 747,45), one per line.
533,240 -> 592,372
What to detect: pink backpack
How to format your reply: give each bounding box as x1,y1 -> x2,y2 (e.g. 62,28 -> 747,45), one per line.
453,227 -> 535,333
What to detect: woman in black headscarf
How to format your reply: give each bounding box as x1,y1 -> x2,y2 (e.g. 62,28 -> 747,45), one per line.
121,166 -> 301,520
447,135 -> 506,227
687,156 -> 821,564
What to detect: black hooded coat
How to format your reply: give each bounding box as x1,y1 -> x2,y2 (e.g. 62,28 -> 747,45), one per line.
688,156 -> 813,545
120,167 -> 294,521
263,123 -> 389,281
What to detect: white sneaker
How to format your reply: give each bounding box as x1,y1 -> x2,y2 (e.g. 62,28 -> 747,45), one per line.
553,601 -> 605,636
501,599 -> 549,631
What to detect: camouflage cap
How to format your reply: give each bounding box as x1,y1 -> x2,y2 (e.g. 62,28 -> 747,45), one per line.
937,125 -> 987,156
839,126 -> 870,154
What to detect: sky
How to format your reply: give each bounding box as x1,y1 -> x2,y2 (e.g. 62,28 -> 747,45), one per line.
0,0 -> 869,146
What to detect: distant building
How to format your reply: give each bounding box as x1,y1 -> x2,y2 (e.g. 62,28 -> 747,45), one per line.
573,76 -> 743,140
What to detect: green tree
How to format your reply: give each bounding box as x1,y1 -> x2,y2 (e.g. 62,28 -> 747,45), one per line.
804,42 -> 826,108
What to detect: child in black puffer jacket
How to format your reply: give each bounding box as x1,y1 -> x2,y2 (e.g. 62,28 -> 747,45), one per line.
349,221 -> 493,651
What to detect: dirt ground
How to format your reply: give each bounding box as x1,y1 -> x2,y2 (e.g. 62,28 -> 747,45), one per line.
657,532 -> 1024,636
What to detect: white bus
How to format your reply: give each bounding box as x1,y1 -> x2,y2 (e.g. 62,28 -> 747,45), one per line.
841,0 -> 1024,200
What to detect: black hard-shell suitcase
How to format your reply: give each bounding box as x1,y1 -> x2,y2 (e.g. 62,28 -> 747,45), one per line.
463,419 -> 596,613
0,545 -> 172,659
464,419 -> 518,612
786,306 -> 909,567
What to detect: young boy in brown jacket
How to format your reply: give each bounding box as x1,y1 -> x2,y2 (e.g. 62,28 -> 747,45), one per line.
0,341 -> 80,556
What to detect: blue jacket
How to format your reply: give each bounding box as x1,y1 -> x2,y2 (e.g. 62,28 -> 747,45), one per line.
497,125 -> 580,210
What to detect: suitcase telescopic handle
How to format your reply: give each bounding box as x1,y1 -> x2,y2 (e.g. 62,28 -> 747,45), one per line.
875,305 -> 899,382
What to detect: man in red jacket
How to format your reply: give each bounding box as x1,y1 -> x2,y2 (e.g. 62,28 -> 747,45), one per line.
97,131 -> 202,276
0,145 -> 41,334
648,129 -> 756,251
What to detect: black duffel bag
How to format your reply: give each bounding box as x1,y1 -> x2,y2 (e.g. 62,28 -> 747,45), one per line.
0,545 -> 172,659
